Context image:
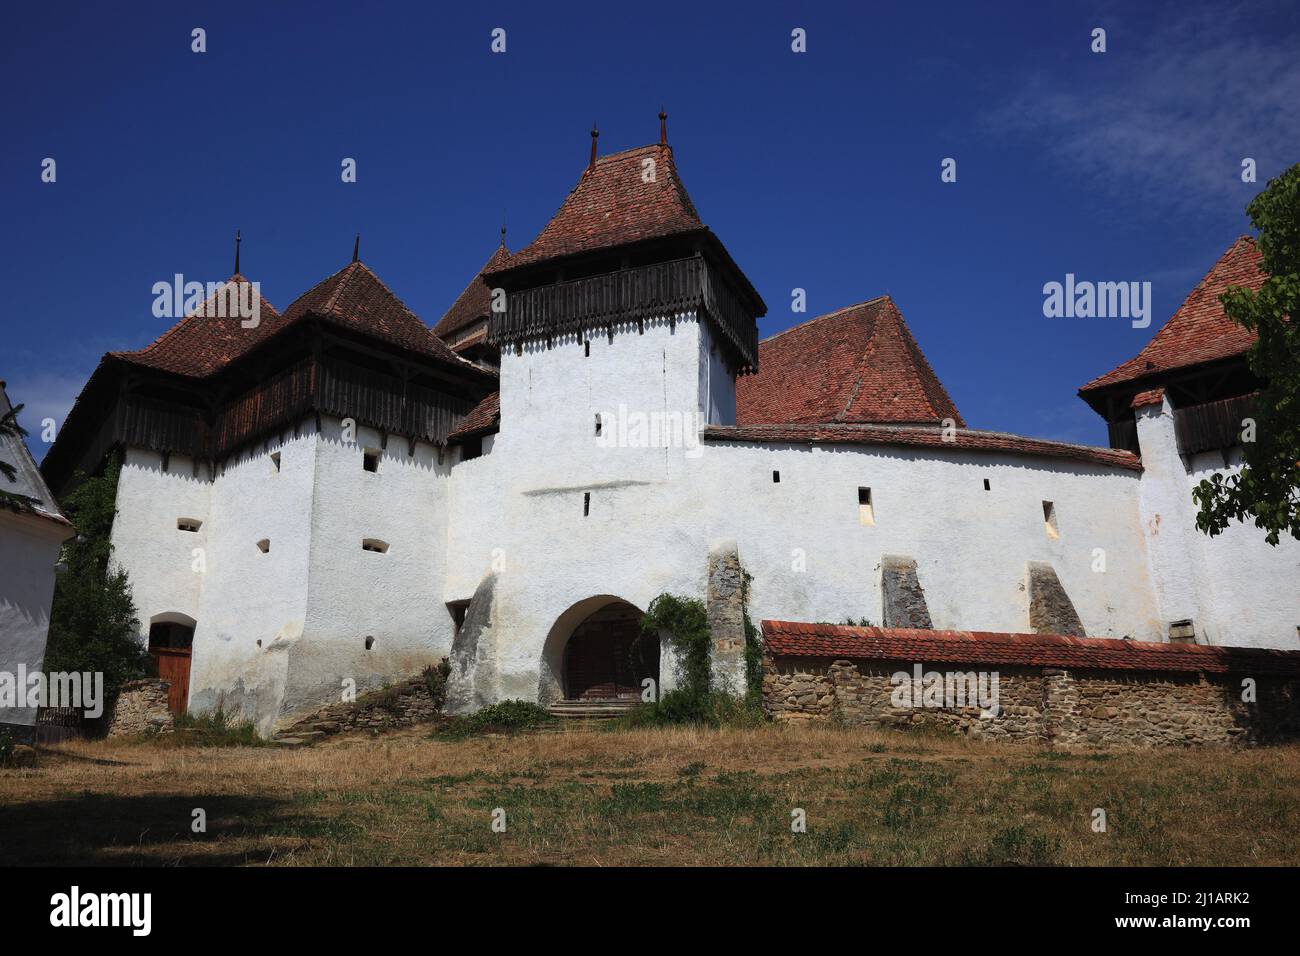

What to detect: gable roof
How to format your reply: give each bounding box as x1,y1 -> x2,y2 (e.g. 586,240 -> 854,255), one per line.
0,383 -> 71,527
433,243 -> 512,340
500,143 -> 706,271
736,296 -> 964,427
762,620 -> 1300,676
112,274 -> 283,377
1079,236 -> 1266,397
282,261 -> 486,372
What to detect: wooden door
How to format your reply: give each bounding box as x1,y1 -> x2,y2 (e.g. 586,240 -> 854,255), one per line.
151,647 -> 192,715
564,603 -> 659,700
147,621 -> 194,715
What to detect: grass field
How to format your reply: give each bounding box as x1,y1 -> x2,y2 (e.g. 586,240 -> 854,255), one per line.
2,723 -> 1298,866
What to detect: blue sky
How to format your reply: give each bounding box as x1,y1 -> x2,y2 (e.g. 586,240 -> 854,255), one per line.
2,0 -> 1296,457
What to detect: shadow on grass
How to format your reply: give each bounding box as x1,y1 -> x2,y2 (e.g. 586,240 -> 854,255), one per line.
0,792 -> 321,866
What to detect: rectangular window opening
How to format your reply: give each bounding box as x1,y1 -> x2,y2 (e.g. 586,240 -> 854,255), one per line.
595,413 -> 602,437
177,518 -> 202,533
772,470 -> 780,483
983,478 -> 990,491
447,600 -> 470,637
583,492 -> 591,517
1168,619 -> 1196,644
858,487 -> 874,526
363,449 -> 380,473
361,538 -> 389,554
1042,500 -> 1059,539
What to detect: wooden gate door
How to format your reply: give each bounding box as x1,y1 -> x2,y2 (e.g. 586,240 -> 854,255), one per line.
564,603 -> 659,700
151,647 -> 191,715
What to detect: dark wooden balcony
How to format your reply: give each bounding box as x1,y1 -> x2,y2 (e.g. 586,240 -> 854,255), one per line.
487,254 -> 759,372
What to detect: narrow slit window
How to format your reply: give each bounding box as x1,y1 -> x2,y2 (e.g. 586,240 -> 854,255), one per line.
1043,501 -> 1059,539
270,451 -> 281,473
361,538 -> 389,554
858,487 -> 874,526
363,449 -> 380,473
364,635 -> 375,650
772,470 -> 780,483
584,340 -> 591,357
595,413 -> 602,437
177,518 -> 202,533
983,478 -> 991,491
256,538 -> 270,553
583,492 -> 591,517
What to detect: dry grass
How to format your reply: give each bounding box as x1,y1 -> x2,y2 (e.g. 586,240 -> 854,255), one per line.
2,722 -> 1298,866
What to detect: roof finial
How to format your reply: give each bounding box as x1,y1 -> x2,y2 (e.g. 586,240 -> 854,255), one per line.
589,123 -> 599,169
500,219 -> 507,248
659,107 -> 667,145
234,229 -> 241,274
352,233 -> 360,263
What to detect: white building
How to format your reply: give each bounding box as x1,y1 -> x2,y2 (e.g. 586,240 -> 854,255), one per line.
39,124 -> 1300,735
1,383 -> 74,739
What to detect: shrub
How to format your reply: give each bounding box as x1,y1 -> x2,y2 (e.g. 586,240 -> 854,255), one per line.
165,709 -> 266,747
0,729 -> 14,767
434,699 -> 555,738
424,657 -> 452,711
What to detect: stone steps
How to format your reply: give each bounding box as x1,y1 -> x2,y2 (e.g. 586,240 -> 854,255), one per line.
548,699 -> 639,721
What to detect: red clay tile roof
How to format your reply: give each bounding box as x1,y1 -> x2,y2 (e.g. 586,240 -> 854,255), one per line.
114,264 -> 493,381
500,143 -> 705,270
282,261 -> 485,371
1080,236 -> 1265,395
1130,387 -> 1165,409
704,422 -> 1141,471
762,621 -> 1300,676
449,391 -> 499,440
112,274 -> 283,377
737,297 -> 963,427
433,243 -> 511,340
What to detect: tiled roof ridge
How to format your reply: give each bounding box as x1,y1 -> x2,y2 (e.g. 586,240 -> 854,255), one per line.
1079,235 -> 1261,395
760,295 -> 893,345
113,273 -> 280,368
761,620 -> 1300,675
880,297 -> 966,427
704,422 -> 1142,471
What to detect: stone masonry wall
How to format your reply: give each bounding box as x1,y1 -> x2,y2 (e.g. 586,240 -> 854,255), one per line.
763,655 -> 1300,746
106,679 -> 175,737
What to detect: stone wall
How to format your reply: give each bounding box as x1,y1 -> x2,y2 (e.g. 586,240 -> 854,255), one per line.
106,679 -> 174,737
275,674 -> 441,742
763,655 -> 1300,746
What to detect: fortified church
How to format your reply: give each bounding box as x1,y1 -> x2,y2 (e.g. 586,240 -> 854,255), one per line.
40,116 -> 1300,735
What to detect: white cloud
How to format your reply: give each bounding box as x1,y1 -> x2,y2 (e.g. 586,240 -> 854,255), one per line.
989,4 -> 1300,215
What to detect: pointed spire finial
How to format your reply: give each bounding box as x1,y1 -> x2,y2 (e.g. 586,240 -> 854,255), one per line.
352,233 -> 360,263
500,219 -> 507,248
234,229 -> 241,274
659,107 -> 667,145
589,123 -> 599,169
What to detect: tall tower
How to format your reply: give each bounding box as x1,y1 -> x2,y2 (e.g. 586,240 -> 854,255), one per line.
482,117 -> 766,462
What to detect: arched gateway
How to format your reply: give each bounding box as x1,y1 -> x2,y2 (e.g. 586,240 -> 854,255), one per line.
539,597 -> 660,704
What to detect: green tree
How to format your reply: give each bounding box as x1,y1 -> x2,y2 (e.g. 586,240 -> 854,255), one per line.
0,403 -> 38,513
43,458 -> 150,699
1193,163 -> 1300,545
